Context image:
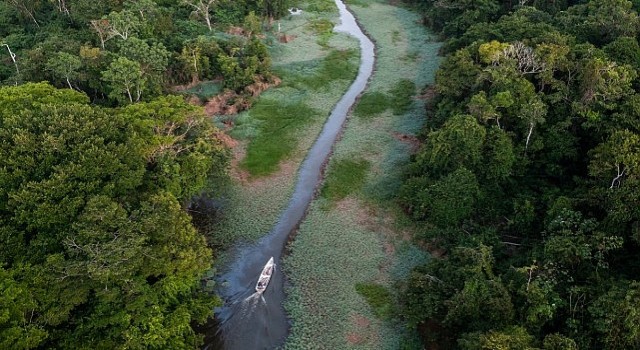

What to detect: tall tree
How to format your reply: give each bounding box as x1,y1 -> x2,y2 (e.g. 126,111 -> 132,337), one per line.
182,0 -> 216,31
102,56 -> 145,103
46,52 -> 82,89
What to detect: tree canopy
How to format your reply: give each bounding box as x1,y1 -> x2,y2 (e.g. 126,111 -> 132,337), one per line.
0,0 -> 283,104
0,83 -> 229,349
401,1 -> 640,349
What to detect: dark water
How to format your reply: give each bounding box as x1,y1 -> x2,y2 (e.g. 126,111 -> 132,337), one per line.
203,1 -> 375,349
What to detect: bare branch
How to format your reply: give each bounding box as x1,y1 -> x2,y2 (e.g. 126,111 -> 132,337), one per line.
610,164 -> 626,189
496,42 -> 545,75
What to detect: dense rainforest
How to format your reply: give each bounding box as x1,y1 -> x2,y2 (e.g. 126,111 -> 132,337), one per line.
0,0 -> 290,349
400,0 -> 640,349
0,0 -> 284,101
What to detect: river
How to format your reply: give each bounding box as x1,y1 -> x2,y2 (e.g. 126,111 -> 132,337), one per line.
203,1 -> 375,348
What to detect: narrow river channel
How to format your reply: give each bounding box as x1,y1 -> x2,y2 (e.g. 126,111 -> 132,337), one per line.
203,1 -> 375,348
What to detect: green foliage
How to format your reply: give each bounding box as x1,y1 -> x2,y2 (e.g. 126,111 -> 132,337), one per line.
401,0 -> 640,348
45,52 -> 82,89
355,282 -> 393,319
241,100 -> 320,176
560,0 -> 639,45
0,83 -> 228,349
217,37 -> 272,91
604,36 -> 640,68
459,326 -> 536,350
543,334 -> 578,350
260,0 -> 291,19
589,282 -> 640,349
307,17 -> 334,47
0,0 -> 275,104
353,91 -> 390,117
305,0 -> 338,13
413,114 -> 486,177
320,157 -> 371,201
308,49 -> 358,90
389,79 -> 415,115
102,56 -> 146,103
0,267 -> 48,350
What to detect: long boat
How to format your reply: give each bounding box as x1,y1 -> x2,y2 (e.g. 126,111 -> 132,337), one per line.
255,257 -> 275,294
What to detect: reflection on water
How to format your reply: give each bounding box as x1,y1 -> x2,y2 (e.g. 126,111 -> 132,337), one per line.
204,0 -> 375,348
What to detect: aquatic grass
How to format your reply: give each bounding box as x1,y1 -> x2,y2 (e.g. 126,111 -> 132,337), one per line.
353,91 -> 389,118
320,157 -> 370,201
283,1 -> 443,348
355,282 -> 394,319
389,79 -> 416,115
391,30 -> 402,44
344,0 -> 371,7
273,48 -> 358,92
241,100 -> 320,176
210,177 -> 295,250
306,17 -> 335,47
304,0 -> 339,13
284,200 -> 385,349
352,2 -> 442,91
304,49 -> 358,90
227,111 -> 261,140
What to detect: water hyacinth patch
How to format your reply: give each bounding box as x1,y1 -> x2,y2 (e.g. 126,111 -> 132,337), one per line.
284,0 -> 442,348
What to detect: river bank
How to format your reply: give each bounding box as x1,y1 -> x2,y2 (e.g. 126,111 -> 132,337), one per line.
206,0 -> 441,348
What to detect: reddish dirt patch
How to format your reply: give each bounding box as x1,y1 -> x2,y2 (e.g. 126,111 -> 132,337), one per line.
347,314 -> 372,345
425,240 -> 447,258
346,333 -> 364,345
383,241 -> 395,255
204,90 -> 248,116
245,76 -> 281,97
392,132 -> 421,153
279,34 -> 296,43
215,131 -> 238,149
227,26 -> 245,36
203,77 -> 281,117
418,85 -> 437,101
353,314 -> 371,328
186,94 -> 202,106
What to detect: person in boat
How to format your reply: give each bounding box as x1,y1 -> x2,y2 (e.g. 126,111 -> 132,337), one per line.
257,276 -> 269,288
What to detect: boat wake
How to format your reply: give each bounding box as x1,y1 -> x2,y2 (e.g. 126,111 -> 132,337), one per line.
244,292 -> 266,305
203,254 -> 287,349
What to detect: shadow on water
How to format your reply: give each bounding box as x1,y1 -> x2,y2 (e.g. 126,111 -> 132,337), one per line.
203,1 -> 375,348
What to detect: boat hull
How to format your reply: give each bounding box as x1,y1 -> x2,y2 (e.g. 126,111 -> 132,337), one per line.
255,257 -> 275,294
